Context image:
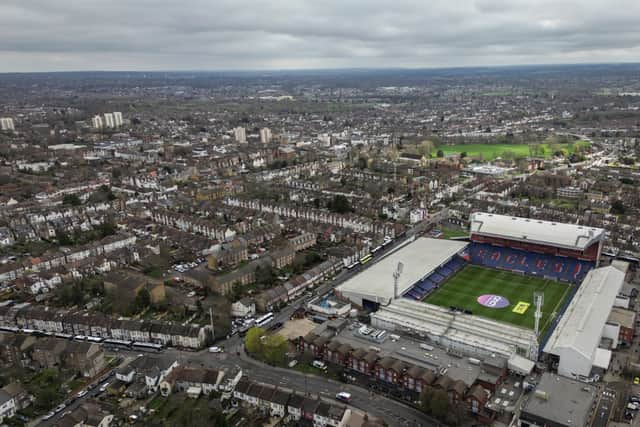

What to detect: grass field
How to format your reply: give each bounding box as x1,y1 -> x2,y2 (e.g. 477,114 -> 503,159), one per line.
424,265 -> 572,335
433,141 -> 590,161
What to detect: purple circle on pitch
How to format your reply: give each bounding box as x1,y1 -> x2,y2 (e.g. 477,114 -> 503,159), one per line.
477,294 -> 510,309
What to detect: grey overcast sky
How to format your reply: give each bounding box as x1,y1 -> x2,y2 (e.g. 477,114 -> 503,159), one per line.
1,0 -> 639,72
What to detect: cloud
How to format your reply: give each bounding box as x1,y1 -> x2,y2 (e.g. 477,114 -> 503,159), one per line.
0,0 -> 639,71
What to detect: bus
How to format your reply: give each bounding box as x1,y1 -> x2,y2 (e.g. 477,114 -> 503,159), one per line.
371,245 -> 382,254
103,339 -> 133,349
55,332 -> 73,340
346,261 -> 360,270
360,254 -> 372,264
132,342 -> 163,352
255,312 -> 274,328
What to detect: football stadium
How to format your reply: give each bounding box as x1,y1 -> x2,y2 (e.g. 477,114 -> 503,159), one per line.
337,212 -> 609,364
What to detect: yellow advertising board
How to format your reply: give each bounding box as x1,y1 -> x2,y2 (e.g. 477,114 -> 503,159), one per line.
512,301 -> 530,315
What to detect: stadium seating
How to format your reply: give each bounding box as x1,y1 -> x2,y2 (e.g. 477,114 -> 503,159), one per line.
467,243 -> 593,283
403,256 -> 467,300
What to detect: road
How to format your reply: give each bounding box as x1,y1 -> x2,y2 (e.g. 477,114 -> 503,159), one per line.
592,387 -> 615,427
32,355 -> 136,427
160,346 -> 439,427
34,234 -> 429,426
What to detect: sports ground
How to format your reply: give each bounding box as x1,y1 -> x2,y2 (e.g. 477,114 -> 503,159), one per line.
424,265 -> 572,335
432,141 -> 591,161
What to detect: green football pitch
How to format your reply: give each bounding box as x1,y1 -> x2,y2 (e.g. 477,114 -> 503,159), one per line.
424,265 -> 572,335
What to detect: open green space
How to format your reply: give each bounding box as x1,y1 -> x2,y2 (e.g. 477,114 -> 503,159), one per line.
424,265 -> 572,336
433,141 -> 590,161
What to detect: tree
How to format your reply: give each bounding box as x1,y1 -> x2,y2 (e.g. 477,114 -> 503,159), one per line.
417,140 -> 435,157
460,151 -> 467,159
420,386 -> 450,423
611,200 -> 626,215
430,389 -> 450,420
62,194 -> 81,206
244,327 -> 266,354
97,220 -> 117,238
262,334 -> 288,365
56,282 -> 84,306
420,386 -> 434,412
436,149 -> 444,158
255,264 -> 276,287
327,195 -> 352,214
58,231 -> 73,246
621,157 -> 635,166
130,287 -> 151,314
356,157 -> 368,169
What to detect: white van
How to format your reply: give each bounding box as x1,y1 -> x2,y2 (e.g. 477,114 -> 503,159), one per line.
312,360 -> 327,370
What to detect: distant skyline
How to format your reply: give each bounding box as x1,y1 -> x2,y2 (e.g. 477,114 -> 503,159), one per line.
1,0 -> 640,72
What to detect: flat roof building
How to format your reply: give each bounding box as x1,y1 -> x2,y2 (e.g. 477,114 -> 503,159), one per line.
519,372 -> 597,427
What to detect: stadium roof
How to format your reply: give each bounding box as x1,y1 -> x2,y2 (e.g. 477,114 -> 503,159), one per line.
469,212 -> 604,251
337,238 -> 468,306
371,299 -> 537,358
543,265 -> 625,361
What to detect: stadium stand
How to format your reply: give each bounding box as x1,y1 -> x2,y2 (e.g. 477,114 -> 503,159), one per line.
466,243 -> 593,284
403,256 -> 466,300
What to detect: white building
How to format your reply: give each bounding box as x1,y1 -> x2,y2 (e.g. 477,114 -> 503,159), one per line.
234,127 -> 247,143
260,127 -> 272,144
0,390 -> 16,423
0,118 -> 15,131
543,263 -> 627,379
104,113 -> 115,128
91,115 -> 104,129
231,298 -> 255,318
113,111 -> 124,127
